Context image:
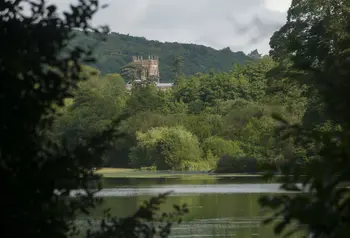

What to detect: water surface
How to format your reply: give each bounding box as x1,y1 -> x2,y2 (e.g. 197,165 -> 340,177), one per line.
82,176 -> 303,238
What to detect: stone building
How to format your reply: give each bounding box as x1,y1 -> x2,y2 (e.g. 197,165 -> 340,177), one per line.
132,55 -> 160,81
125,55 -> 173,91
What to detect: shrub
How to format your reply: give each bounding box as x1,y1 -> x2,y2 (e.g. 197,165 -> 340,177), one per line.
202,136 -> 243,160
129,126 -> 202,170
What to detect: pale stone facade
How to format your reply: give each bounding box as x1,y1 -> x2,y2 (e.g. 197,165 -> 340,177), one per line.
132,55 -> 160,81
125,55 -> 173,91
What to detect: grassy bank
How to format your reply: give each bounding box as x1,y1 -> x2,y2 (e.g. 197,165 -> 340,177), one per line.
95,168 -> 263,179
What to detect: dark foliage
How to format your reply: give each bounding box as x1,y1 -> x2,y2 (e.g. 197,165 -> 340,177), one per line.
259,1 -> 350,237
0,1 -> 186,238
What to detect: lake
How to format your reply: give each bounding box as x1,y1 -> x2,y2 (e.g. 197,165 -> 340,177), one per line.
78,175 -> 304,238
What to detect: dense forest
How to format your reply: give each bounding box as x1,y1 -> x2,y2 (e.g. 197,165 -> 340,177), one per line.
50,56 -> 307,173
68,31 -> 256,82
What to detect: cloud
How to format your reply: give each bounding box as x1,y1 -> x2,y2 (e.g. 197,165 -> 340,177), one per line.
50,0 -> 291,54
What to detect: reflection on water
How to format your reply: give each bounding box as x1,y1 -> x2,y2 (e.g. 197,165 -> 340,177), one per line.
81,176 -> 304,238
101,176 -> 278,188
72,184 -> 296,197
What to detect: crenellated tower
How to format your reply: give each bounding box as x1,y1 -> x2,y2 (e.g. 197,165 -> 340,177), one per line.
132,55 -> 160,81
132,55 -> 159,80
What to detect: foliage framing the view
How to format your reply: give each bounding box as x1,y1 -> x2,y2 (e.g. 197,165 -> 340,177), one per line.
7,0 -> 350,237
259,0 -> 350,237
0,1 -> 187,238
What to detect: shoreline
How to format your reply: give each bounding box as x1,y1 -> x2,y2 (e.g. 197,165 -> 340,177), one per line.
95,168 -> 269,179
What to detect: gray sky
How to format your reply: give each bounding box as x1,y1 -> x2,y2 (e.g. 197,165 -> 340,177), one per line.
52,0 -> 291,54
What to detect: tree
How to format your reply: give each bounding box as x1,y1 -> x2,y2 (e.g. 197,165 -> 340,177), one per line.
232,56 -> 277,102
248,49 -> 262,59
172,74 -> 201,104
172,54 -> 184,78
269,0 -> 350,123
126,83 -> 162,115
120,62 -> 143,82
260,1 -> 350,237
52,70 -> 128,165
0,1 -> 187,238
202,136 -> 243,160
129,126 -> 202,170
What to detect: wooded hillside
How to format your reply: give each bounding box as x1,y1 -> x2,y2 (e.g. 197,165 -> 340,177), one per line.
69,31 -> 254,82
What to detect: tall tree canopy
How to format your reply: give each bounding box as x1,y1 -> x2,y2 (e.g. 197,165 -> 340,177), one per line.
260,1 -> 350,237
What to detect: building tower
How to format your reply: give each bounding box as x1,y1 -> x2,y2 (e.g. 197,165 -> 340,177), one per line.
132,55 -> 160,82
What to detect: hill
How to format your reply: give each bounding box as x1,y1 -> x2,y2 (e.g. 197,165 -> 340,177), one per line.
69,31 -> 254,82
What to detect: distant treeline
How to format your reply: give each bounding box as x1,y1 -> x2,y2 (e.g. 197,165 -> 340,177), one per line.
68,31 -> 257,82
